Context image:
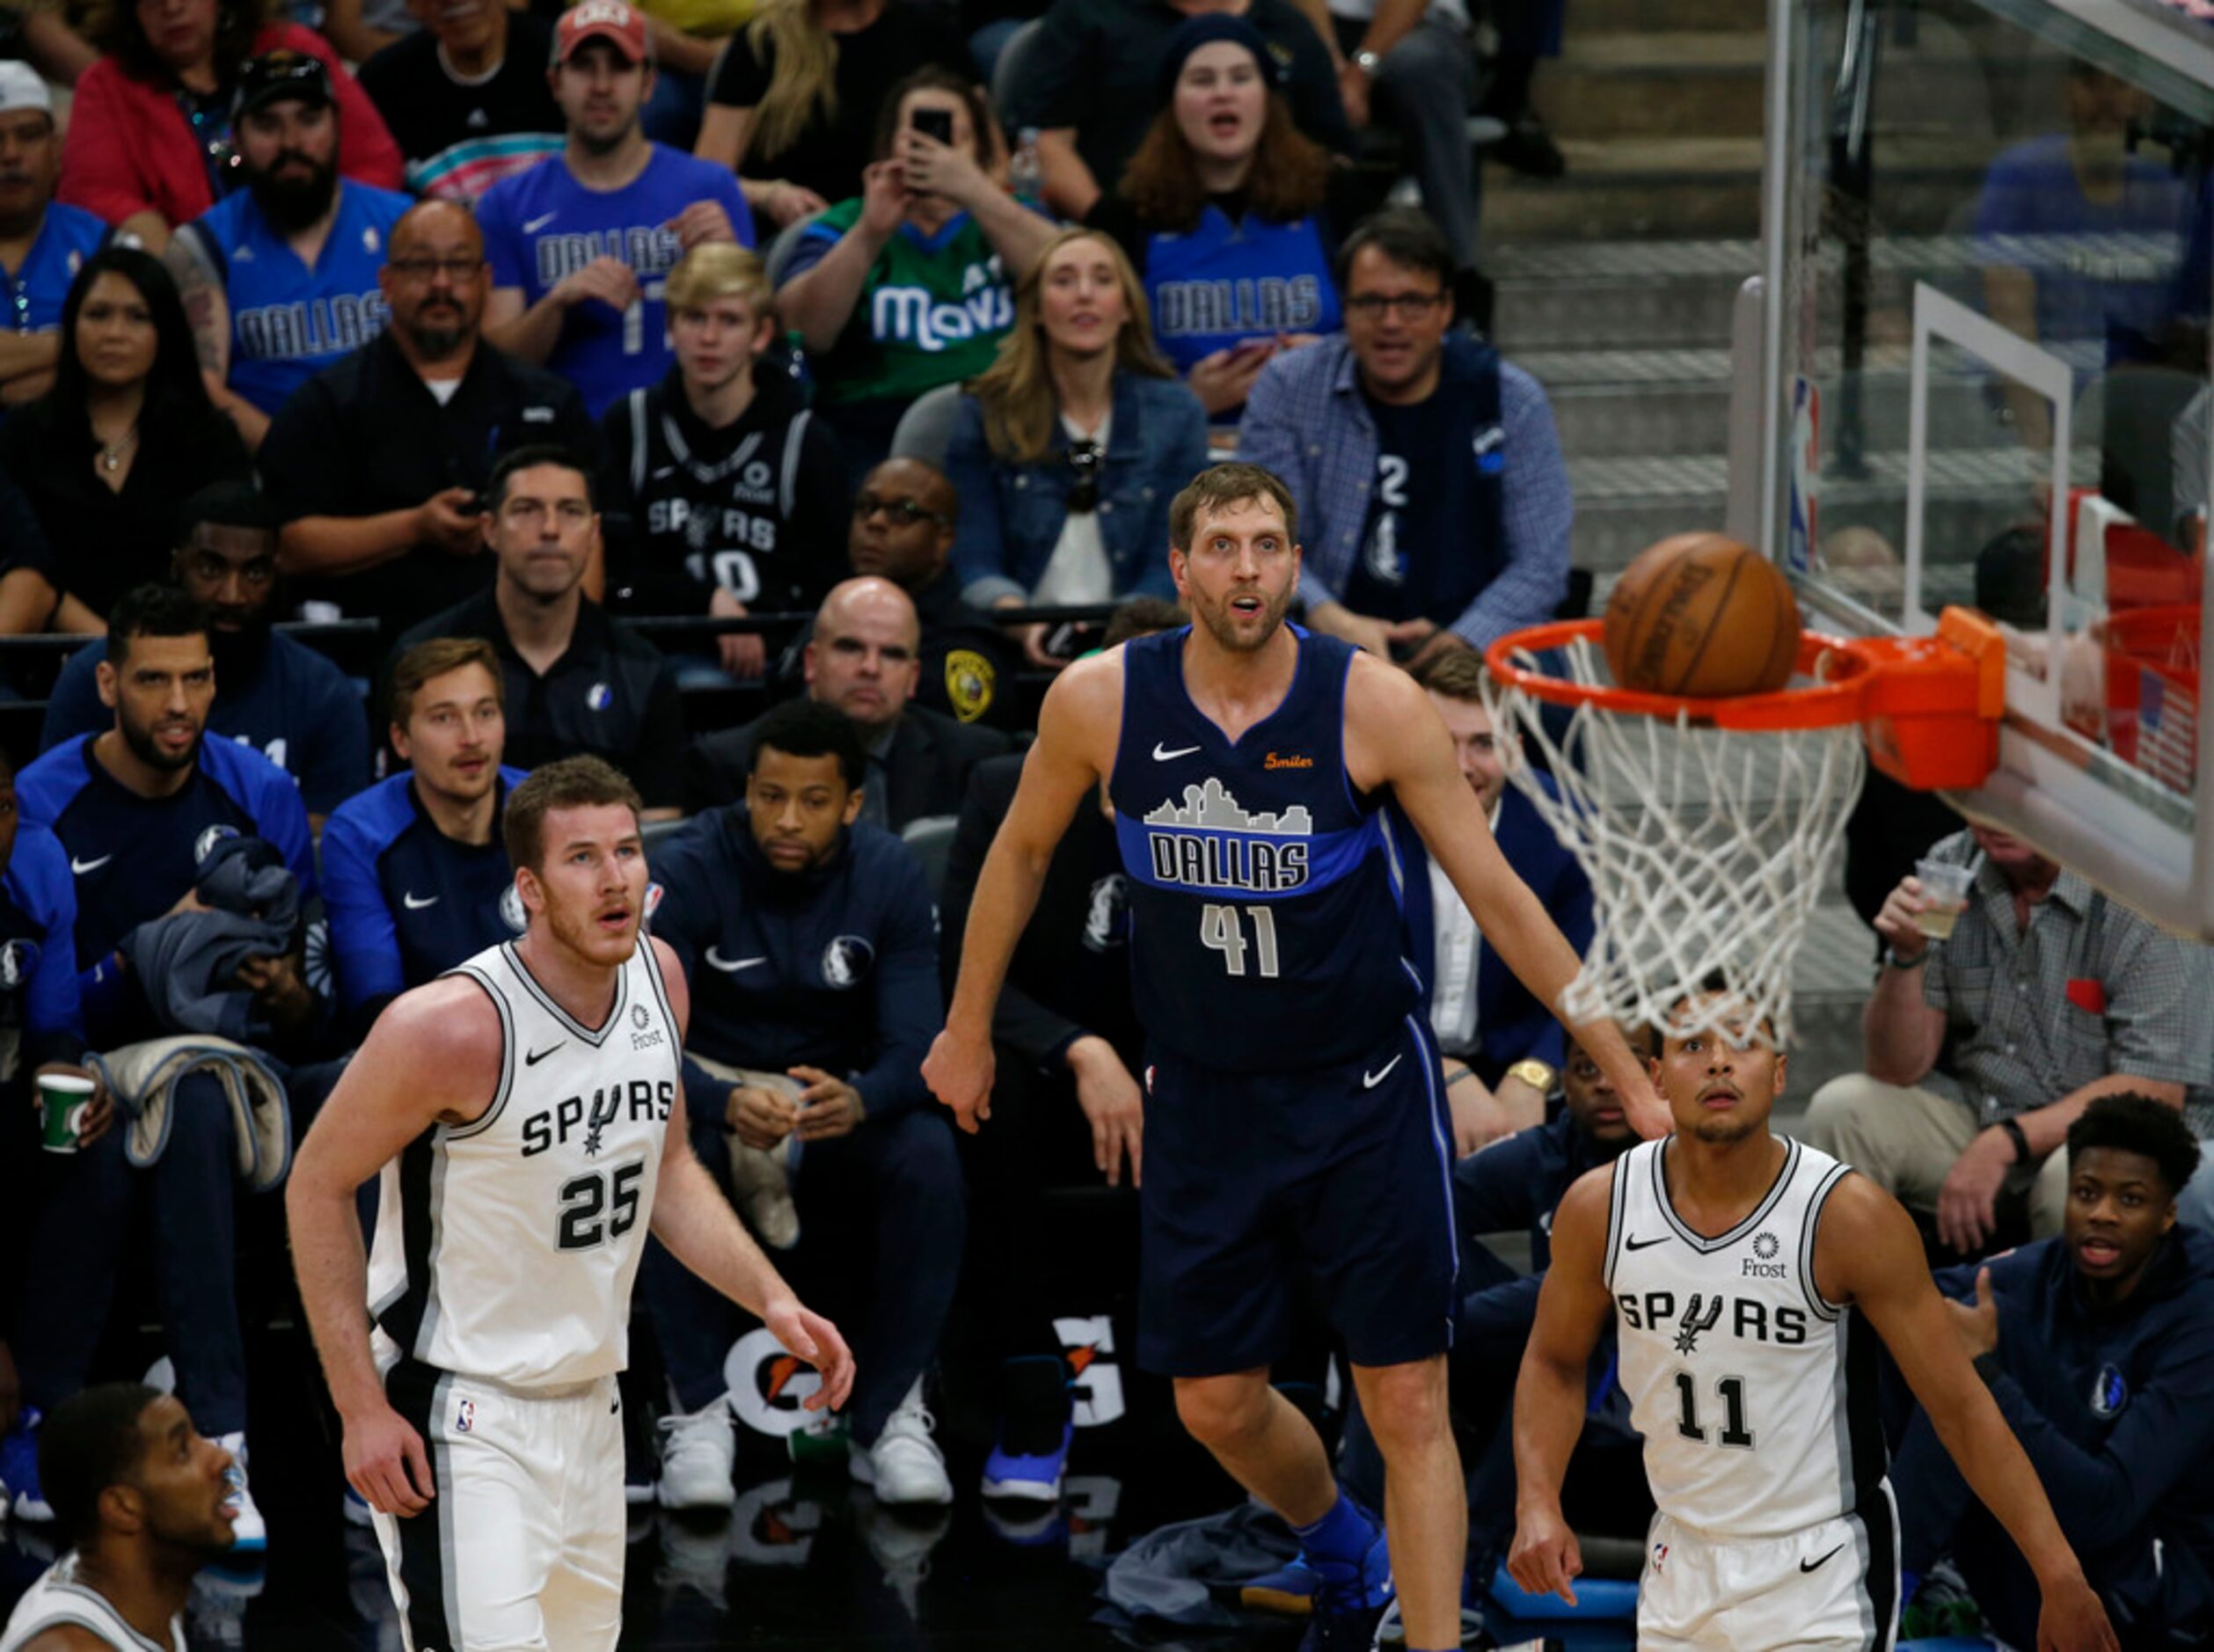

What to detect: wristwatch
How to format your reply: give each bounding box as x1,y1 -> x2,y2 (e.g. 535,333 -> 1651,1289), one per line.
1506,1058 -> 1557,1094
1352,48 -> 1382,75
1881,944 -> 1929,970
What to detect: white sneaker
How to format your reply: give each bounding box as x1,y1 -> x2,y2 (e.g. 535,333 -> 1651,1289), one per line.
849,1381 -> 953,1507
216,1433 -> 266,1553
655,1400 -> 736,1510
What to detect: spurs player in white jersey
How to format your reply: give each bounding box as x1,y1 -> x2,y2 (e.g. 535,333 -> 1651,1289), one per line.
1510,990 -> 2115,1652
287,757 -> 855,1652
1,1384 -> 235,1652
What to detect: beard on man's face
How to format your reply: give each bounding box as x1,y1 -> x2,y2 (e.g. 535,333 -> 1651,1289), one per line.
244,150 -> 338,233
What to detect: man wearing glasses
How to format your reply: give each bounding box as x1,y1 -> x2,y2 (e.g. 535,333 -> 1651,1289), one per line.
684,575 -> 1011,824
1236,207 -> 1572,672
259,199 -> 596,632
845,457 -> 1015,729
37,482 -> 368,830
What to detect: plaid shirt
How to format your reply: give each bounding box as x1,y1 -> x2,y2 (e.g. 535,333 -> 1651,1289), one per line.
1917,830 -> 2214,1121
1234,333 -> 1571,650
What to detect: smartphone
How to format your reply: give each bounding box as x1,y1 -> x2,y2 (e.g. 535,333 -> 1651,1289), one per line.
912,108 -> 954,145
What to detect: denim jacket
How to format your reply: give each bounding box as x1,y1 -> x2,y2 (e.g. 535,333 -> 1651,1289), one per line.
947,370 -> 1209,607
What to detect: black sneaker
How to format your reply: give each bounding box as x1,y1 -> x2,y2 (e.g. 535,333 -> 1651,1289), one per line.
1494,113 -> 1565,179
982,1355 -> 1074,1502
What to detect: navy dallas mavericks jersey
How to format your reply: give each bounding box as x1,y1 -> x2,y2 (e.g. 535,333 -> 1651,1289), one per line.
182,179 -> 412,416
1107,626 -> 1417,1073
1144,207 -> 1340,376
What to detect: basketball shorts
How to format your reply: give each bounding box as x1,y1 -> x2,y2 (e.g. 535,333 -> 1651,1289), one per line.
1638,1490 -> 1901,1651
373,1359 -> 625,1652
1137,1014 -> 1458,1377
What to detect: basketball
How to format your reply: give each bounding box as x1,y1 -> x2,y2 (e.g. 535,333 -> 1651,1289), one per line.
1602,532 -> 1801,698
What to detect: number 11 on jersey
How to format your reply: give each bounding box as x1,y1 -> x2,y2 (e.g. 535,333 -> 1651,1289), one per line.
1201,903 -> 1280,977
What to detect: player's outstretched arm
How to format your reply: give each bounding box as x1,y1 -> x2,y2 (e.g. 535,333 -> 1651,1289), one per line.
924,654 -> 1117,1134
1509,1166 -> 1617,1604
286,976 -> 501,1518
1821,1175 -> 2118,1652
1349,658 -> 1666,1137
644,940 -> 855,1412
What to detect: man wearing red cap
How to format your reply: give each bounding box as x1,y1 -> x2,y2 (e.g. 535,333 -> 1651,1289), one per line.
476,0 -> 756,418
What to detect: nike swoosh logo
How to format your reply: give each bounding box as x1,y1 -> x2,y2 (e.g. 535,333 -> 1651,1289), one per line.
69,855 -> 113,875
403,893 -> 439,910
1624,1234 -> 1670,1252
524,1042 -> 564,1066
522,211 -> 558,233
1363,1054 -> 1401,1089
705,947 -> 767,973
1800,1546 -> 1844,1574
1152,742 -> 1202,762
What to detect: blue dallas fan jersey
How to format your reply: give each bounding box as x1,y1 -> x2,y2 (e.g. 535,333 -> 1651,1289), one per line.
319,766 -> 530,1020
477,148 -> 756,417
179,179 -> 413,417
1106,626 -> 1417,1073
15,735 -> 314,1043
0,822 -> 87,1071
4,202 -> 110,338
1144,208 -> 1339,376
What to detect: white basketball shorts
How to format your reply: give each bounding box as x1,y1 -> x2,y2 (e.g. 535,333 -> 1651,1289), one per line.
1638,1488 -> 1900,1652
371,1360 -> 625,1652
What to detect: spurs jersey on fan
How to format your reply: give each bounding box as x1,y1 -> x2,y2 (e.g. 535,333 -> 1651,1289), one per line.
1605,1136 -> 1889,1535
367,939 -> 679,1388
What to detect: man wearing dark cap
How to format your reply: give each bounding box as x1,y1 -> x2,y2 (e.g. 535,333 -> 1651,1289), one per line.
164,52 -> 413,452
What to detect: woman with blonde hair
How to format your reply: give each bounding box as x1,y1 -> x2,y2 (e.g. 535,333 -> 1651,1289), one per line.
945,227 -> 1208,664
597,242 -> 849,682
694,0 -> 969,227
1089,14 -> 1341,420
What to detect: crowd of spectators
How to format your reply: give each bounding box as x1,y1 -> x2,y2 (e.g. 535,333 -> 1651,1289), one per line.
4,0 -> 2206,1645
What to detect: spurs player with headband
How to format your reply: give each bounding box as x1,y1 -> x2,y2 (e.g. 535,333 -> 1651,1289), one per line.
1510,985 -> 2115,1652
925,462 -> 1668,1652
287,756 -> 853,1652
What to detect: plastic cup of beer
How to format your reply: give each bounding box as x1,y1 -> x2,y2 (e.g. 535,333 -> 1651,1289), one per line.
37,1072 -> 96,1154
1913,859 -> 1976,941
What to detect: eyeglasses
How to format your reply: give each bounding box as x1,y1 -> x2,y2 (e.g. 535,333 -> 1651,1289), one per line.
851,491 -> 949,528
388,256 -> 484,282
1065,438 -> 1103,514
1343,292 -> 1447,319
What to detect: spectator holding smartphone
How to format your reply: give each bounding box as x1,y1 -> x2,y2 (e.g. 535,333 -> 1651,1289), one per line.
776,67 -> 1055,479
943,228 -> 1206,667
1086,16 -> 1340,422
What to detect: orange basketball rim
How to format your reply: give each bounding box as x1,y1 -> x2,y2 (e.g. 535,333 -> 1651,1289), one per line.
1485,605 -> 2010,793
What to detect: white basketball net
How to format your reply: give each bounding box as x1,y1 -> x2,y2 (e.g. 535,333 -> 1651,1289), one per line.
1483,632 -> 1868,1045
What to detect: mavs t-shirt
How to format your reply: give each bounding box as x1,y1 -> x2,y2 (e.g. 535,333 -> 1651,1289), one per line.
182,179 -> 413,416
785,198 -> 1019,408
477,146 -> 756,417
3,202 -> 110,338
1139,205 -> 1339,375
1341,372 -> 1506,625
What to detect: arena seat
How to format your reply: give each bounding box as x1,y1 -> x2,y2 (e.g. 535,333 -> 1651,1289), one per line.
890,383 -> 965,470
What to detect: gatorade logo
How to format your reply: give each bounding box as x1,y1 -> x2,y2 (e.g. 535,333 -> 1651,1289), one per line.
725,1326 -> 822,1436
1053,1314 -> 1125,1429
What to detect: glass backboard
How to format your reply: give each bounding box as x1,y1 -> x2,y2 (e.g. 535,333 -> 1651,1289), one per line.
1759,0 -> 2214,934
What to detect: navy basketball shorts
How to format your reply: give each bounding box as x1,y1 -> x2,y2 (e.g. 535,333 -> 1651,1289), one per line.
1137,1014 -> 1459,1377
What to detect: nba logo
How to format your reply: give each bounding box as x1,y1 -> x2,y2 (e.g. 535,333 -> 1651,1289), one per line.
455,1398 -> 476,1434
1651,1541 -> 1668,1575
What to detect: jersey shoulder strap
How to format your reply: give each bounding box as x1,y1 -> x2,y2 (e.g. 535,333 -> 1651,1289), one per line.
626,385 -> 651,494
437,950 -> 516,1142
